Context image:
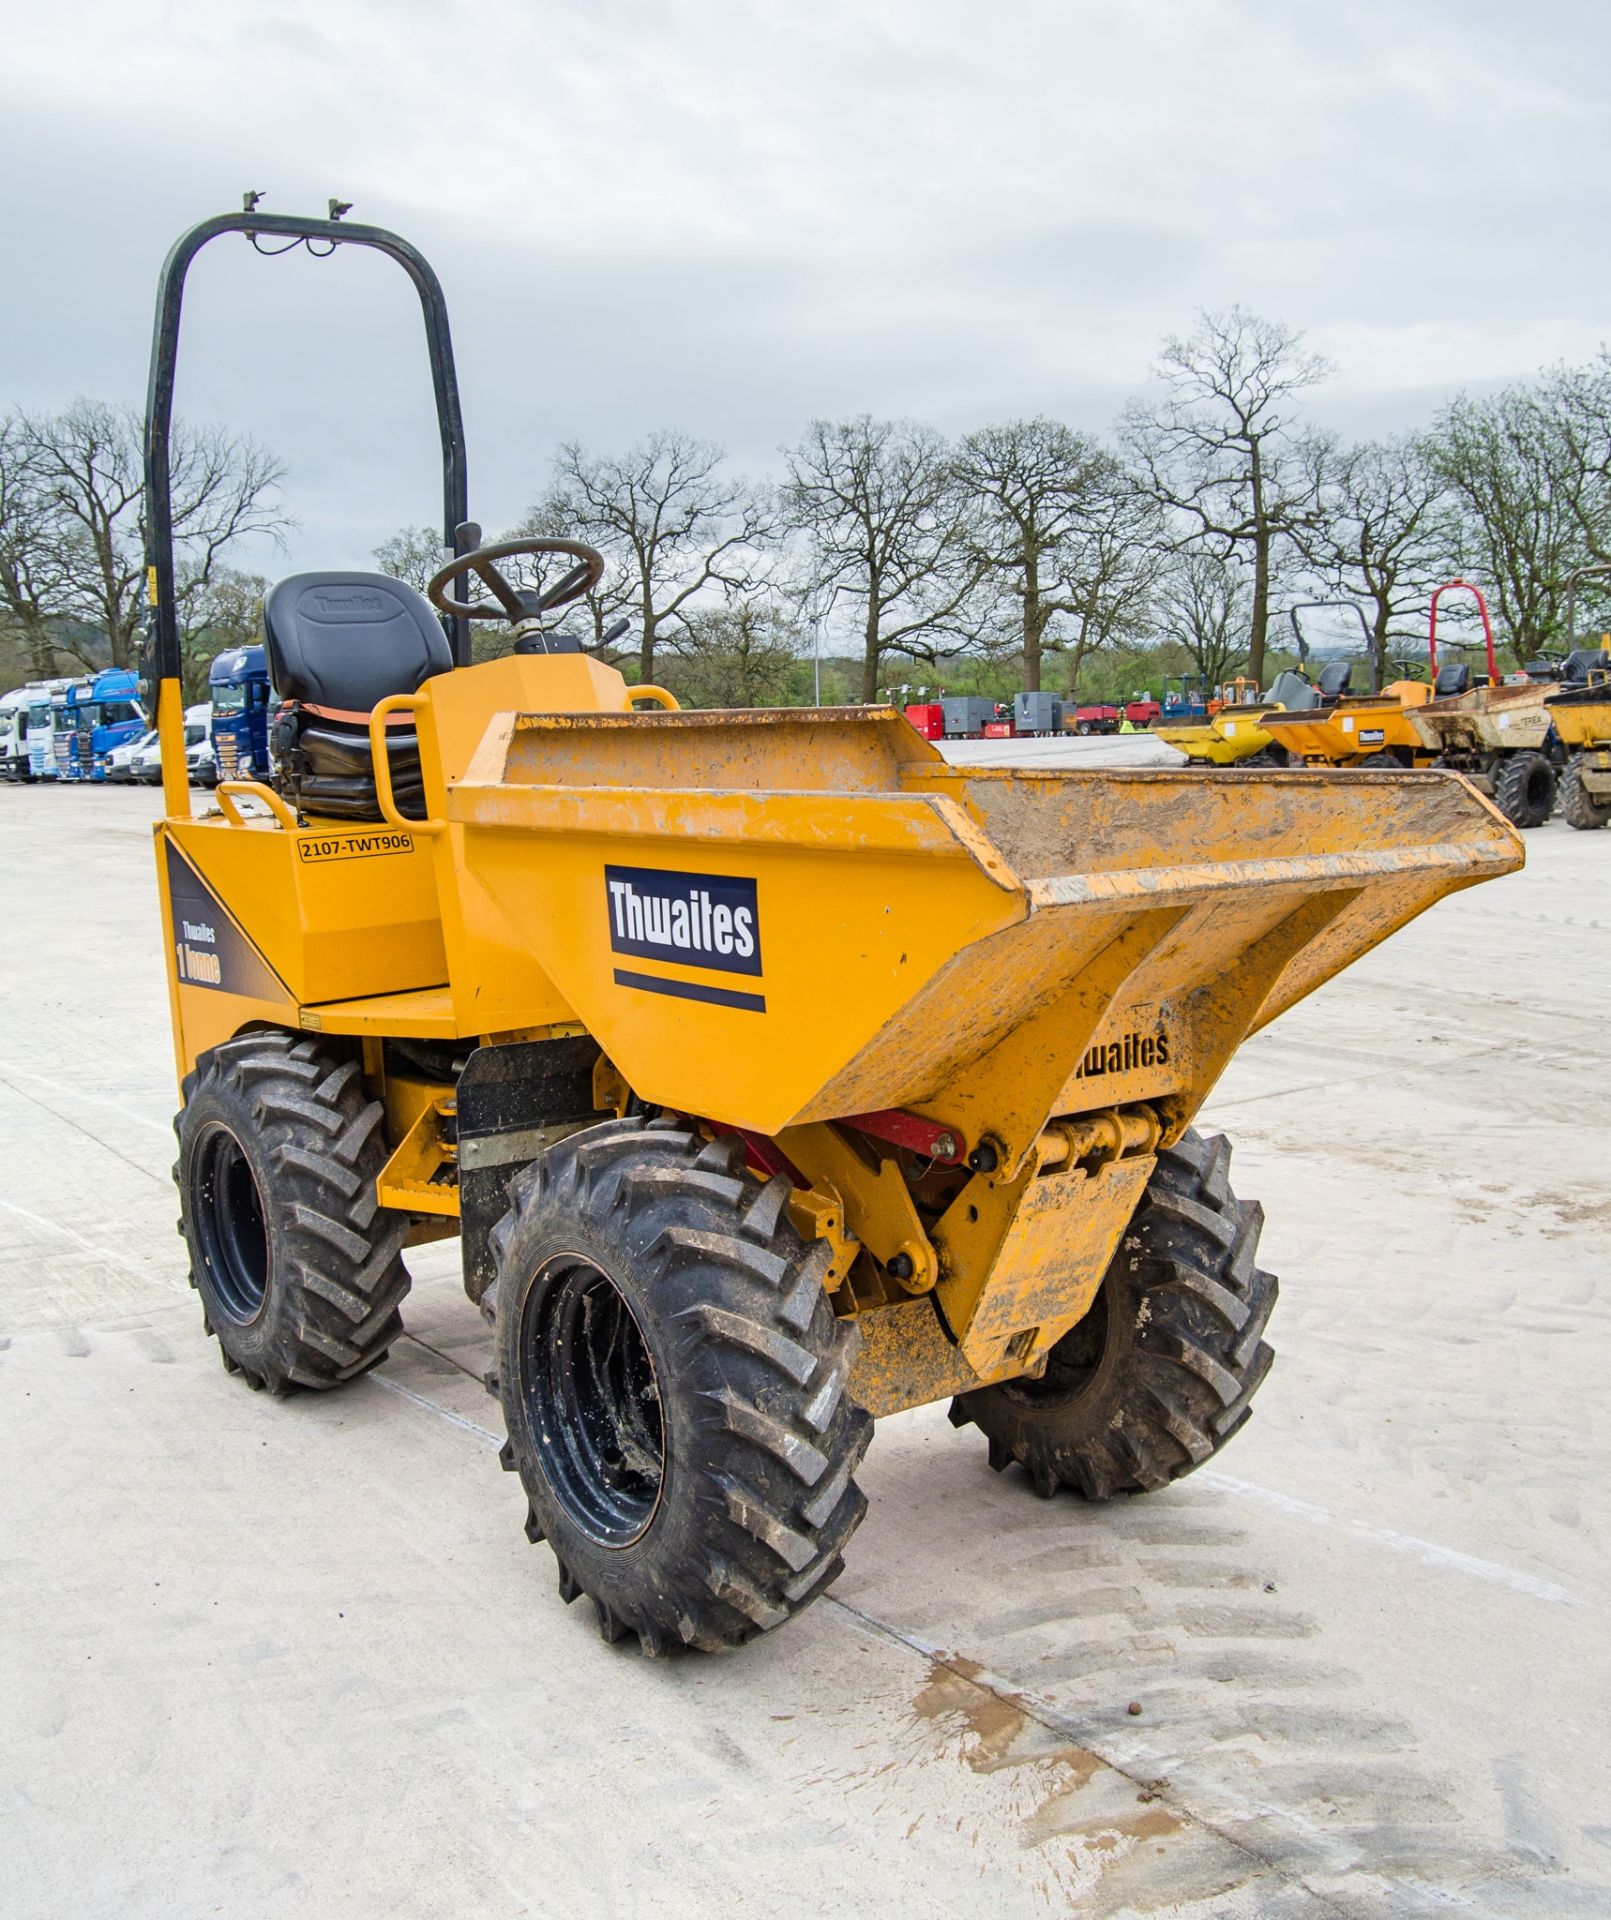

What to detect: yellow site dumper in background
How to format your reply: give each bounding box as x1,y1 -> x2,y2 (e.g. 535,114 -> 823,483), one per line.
143,206 -> 1526,1658
1548,673 -> 1611,829
1150,670 -> 1319,767
1259,677 -> 1434,767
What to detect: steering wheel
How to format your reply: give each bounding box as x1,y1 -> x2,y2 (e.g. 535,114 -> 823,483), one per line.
427,534 -> 605,623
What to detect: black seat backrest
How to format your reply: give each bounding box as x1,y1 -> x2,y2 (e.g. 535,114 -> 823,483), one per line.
1561,647 -> 1610,686
1317,661 -> 1353,700
1434,662 -> 1471,697
263,572 -> 452,713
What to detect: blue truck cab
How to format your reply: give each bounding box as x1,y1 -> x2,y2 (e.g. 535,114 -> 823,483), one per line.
84,668 -> 146,780
208,645 -> 271,783
1159,674 -> 1210,722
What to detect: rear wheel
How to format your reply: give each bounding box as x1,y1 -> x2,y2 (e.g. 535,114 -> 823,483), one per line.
949,1129 -> 1276,1499
1358,750 -> 1401,767
1493,750 -> 1557,827
174,1031 -> 410,1392
490,1119 -> 872,1654
1560,755 -> 1611,830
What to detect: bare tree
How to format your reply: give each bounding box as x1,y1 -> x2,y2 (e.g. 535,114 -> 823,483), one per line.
180,567 -> 272,701
1124,308 -> 1332,686
1305,437 -> 1455,689
1424,383 -> 1598,652
526,431 -> 769,684
782,416 -> 985,702
18,399 -> 287,669
1153,552 -> 1251,686
1539,352 -> 1611,578
1044,479 -> 1164,694
372,525 -> 446,595
0,413 -> 70,677
953,419 -> 1161,691
665,600 -> 800,708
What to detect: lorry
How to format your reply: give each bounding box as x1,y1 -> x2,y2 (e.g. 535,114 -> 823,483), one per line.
83,668 -> 147,781
208,645 -> 272,783
0,683 -> 61,781
26,682 -> 78,779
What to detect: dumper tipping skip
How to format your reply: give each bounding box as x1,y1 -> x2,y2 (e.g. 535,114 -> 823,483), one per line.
146,205 -> 1524,1659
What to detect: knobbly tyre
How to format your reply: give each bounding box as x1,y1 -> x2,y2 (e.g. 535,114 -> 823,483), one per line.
147,205 -> 1525,1657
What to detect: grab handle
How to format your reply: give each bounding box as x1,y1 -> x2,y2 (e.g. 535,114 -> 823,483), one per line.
627,685 -> 680,711
369,693 -> 446,836
215,781 -> 299,831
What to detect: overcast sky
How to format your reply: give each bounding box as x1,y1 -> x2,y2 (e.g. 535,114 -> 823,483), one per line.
3,0 -> 1606,575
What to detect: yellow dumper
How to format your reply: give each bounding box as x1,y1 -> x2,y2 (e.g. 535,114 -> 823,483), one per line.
1548,675 -> 1611,829
143,208 -> 1525,1656
1259,676 -> 1434,768
1151,672 -> 1317,768
1407,579 -> 1560,827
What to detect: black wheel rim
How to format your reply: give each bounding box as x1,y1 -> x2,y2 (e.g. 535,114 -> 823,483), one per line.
520,1254 -> 665,1547
190,1124 -> 269,1325
999,1284 -> 1112,1411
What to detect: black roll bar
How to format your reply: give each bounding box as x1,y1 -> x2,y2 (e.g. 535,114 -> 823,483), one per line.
142,206 -> 473,685
1564,563 -> 1611,658
1287,601 -> 1376,688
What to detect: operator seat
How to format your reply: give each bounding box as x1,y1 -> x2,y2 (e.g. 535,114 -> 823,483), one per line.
262,572 -> 452,821
1434,662 -> 1472,697
1265,669 -> 1318,711
1560,648 -> 1611,686
1316,662 -> 1353,704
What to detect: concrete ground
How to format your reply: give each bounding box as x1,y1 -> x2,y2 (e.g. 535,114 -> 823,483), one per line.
2,774 -> 1608,1920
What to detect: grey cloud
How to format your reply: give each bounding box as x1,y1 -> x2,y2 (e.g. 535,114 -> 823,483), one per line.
2,0 -> 1608,575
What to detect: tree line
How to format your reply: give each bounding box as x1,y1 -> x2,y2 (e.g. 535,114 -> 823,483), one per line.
9,308 -> 1611,704
378,309 -> 1611,705
0,401 -> 284,692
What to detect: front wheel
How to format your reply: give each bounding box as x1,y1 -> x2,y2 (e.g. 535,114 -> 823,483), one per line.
490,1120 -> 872,1655
1493,750 -> 1556,827
1560,755 -> 1611,830
949,1129 -> 1276,1499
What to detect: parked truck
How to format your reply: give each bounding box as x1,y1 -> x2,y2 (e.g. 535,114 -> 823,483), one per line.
84,668 -> 147,781
0,684 -> 52,781
27,682 -> 79,779
208,645 -> 272,783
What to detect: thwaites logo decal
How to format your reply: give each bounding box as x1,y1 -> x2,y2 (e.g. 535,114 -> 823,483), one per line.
1073,1027 -> 1171,1079
605,864 -> 765,1012
1358,729 -> 1386,746
164,841 -> 287,1000
296,829 -> 415,864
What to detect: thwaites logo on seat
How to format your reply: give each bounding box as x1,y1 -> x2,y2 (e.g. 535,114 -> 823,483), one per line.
1074,1027 -> 1171,1079
606,864 -> 765,1013
312,590 -> 387,617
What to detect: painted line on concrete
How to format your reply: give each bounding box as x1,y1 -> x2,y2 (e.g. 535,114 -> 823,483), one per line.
363,1371 -> 1587,1612
370,1370 -> 502,1445
0,1197 -> 176,1286
1202,1470 -> 1583,1607
364,1366 -> 1350,1910
0,1062 -> 174,1136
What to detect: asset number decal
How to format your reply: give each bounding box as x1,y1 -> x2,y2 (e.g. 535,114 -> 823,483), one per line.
296,830 -> 416,863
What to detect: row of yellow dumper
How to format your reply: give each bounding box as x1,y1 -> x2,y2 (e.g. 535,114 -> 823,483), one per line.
1154,581 -> 1611,832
